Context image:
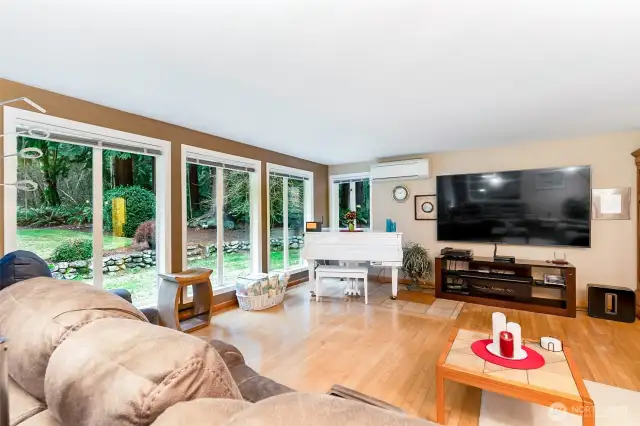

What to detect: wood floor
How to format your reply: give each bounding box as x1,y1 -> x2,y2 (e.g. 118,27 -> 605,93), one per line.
195,281 -> 640,425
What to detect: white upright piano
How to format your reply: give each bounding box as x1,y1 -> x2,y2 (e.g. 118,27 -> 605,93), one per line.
302,232 -> 403,298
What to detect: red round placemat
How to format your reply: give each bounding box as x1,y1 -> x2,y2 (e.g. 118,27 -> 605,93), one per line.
471,339 -> 545,370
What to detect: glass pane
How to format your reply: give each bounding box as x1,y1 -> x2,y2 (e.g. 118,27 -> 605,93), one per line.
269,175 -> 284,272
222,169 -> 252,287
101,150 -> 157,307
287,178 -> 305,269
16,136 -> 93,284
338,182 -> 350,228
355,180 -> 370,229
185,163 -> 218,287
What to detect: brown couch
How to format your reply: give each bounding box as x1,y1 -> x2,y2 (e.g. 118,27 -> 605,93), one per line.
0,278 -> 434,426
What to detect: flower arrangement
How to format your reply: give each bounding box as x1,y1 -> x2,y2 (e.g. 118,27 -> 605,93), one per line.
344,210 -> 357,231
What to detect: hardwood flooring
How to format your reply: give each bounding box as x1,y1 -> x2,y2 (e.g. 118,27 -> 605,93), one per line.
195,281 -> 640,425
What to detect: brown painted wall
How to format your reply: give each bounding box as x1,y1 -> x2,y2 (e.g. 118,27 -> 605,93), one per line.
0,79 -> 328,273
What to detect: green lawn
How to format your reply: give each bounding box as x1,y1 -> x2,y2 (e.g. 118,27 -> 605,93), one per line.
17,228 -> 133,260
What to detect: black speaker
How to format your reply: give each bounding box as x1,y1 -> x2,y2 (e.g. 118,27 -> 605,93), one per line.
587,284 -> 636,323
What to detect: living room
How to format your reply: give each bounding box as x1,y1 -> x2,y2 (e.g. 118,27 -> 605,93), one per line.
1,1 -> 640,426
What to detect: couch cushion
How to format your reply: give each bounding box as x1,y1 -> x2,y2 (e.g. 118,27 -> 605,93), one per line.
45,318 -> 242,426
8,378 -> 45,426
152,399 -> 251,426
18,411 -> 61,426
0,278 -> 148,401
222,393 -> 435,426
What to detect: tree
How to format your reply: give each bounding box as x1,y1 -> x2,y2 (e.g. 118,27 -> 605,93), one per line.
18,137 -> 91,206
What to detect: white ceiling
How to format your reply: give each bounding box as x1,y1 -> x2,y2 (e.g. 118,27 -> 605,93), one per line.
2,1 -> 640,165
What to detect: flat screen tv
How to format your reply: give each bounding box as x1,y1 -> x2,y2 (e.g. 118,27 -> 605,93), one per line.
436,166 -> 591,247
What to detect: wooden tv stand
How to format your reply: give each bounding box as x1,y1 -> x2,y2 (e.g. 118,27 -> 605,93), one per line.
435,255 -> 576,317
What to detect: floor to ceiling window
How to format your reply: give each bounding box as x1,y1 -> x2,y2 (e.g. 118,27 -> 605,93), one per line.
330,173 -> 371,230
3,107 -> 170,307
182,146 -> 260,293
267,164 -> 313,273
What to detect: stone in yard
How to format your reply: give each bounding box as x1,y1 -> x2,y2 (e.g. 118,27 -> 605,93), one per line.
144,258 -> 153,264
52,272 -> 63,280
115,259 -> 124,266
107,272 -> 117,276
102,267 -> 108,273
63,273 -> 77,280
143,250 -> 153,255
107,265 -> 119,273
290,242 -> 299,249
83,273 -> 93,280
58,262 -> 69,270
69,260 -> 87,268
187,245 -> 198,251
50,264 -> 59,273
140,264 -> 149,268
133,258 -> 144,264
131,252 -> 143,258
106,260 -> 116,267
119,264 -> 127,270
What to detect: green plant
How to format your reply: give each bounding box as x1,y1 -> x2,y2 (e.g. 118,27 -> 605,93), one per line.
50,238 -> 93,262
17,205 -> 92,227
103,186 -> 156,238
401,242 -> 433,290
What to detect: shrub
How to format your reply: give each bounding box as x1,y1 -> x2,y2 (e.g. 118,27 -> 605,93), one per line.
17,205 -> 92,227
50,238 -> 93,262
103,186 -> 156,238
134,220 -> 155,249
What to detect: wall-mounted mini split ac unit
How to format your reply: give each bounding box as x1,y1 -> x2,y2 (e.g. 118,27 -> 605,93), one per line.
370,159 -> 430,181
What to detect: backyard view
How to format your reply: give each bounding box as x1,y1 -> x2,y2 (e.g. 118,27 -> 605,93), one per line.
14,134 -> 306,307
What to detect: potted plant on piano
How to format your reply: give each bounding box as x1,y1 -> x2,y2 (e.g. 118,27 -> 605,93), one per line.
344,210 -> 357,231
402,242 -> 433,291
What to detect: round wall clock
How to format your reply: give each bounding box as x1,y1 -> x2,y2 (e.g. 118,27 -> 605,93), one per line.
392,185 -> 409,202
421,201 -> 434,213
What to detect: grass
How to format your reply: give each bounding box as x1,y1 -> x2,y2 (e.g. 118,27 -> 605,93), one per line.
17,228 -> 132,259
16,227 -> 303,307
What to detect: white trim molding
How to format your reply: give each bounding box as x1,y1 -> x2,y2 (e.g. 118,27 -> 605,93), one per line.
266,163 -> 314,273
329,171 -> 372,231
181,144 -> 262,295
3,106 -> 172,297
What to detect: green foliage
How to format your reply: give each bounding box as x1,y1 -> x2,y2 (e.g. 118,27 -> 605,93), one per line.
17,205 -> 92,227
50,238 -> 93,262
103,186 -> 156,238
269,176 -> 305,228
401,242 -> 433,289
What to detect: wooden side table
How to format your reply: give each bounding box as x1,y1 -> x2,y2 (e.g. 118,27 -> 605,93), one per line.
158,268 -> 213,333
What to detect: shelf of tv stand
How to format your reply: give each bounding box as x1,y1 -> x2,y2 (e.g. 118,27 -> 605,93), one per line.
435,255 -> 576,318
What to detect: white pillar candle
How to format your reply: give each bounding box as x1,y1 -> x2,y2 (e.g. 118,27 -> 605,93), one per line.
506,322 -> 522,357
492,312 -> 507,352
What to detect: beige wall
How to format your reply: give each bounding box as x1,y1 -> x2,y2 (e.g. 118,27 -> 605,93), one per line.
330,132 -> 640,305
0,79 -> 329,276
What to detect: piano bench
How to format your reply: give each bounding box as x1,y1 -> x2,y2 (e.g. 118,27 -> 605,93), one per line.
315,265 -> 369,304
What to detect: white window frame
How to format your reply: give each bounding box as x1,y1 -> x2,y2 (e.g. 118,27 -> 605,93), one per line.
266,163 -> 313,275
329,172 -> 372,231
2,106 -> 171,303
181,144 -> 262,295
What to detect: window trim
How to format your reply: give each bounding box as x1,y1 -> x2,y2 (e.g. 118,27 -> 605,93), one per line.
2,106 -> 172,297
180,145 -> 262,295
266,163 -> 313,273
329,172 -> 372,231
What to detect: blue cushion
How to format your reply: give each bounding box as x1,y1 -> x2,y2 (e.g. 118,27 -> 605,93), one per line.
0,250 -> 52,291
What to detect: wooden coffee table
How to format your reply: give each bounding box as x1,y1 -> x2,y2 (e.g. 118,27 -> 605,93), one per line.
436,327 -> 594,425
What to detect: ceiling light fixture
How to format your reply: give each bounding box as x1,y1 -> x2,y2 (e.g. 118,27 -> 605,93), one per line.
0,97 -> 46,113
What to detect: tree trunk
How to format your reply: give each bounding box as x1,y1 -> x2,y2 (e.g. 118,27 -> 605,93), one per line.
114,157 -> 134,187
189,164 -> 201,211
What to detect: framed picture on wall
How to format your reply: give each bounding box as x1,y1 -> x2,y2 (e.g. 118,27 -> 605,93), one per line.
415,194 -> 437,220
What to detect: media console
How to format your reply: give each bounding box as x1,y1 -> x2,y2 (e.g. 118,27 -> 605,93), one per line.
435,255 -> 576,318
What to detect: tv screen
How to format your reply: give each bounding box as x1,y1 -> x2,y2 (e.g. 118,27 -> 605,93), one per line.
436,166 -> 591,247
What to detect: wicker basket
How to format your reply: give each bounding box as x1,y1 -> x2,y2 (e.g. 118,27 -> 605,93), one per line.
236,291 -> 286,311
235,272 -> 289,311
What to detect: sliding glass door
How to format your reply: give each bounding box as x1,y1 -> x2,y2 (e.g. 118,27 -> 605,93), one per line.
3,107 -> 170,307
183,146 -> 260,292
267,164 -> 313,273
